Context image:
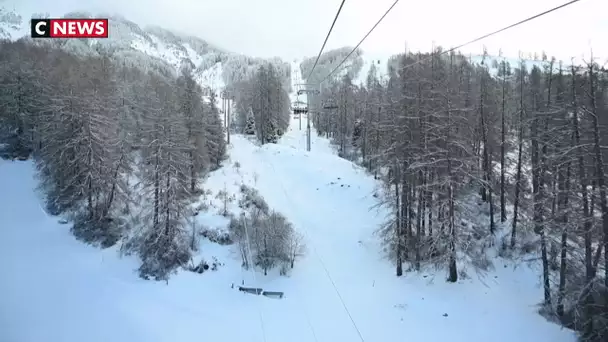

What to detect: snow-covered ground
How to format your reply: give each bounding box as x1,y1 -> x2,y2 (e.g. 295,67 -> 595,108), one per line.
0,59 -> 577,342
0,125 -> 577,342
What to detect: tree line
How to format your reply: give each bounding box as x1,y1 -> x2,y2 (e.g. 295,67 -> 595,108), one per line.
300,47 -> 364,85
310,48 -> 608,341
231,62 -> 292,144
0,39 -> 226,280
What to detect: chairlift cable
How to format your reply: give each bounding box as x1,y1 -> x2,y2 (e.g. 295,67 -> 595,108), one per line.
262,158 -> 366,342
319,0 -> 582,84
306,0 -> 347,81
396,0 -> 582,72
319,0 -> 399,85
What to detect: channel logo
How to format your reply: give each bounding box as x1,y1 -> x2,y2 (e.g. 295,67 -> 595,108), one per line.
31,18 -> 109,38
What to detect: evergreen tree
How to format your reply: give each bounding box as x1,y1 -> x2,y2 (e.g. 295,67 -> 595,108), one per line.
204,90 -> 227,169
244,109 -> 256,135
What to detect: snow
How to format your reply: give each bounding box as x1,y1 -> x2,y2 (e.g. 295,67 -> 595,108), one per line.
195,62 -> 225,91
354,51 -> 392,86
183,43 -> 204,68
0,60 -> 577,342
131,32 -> 225,92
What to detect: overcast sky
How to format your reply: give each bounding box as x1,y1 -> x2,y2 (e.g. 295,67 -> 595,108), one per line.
7,0 -> 607,62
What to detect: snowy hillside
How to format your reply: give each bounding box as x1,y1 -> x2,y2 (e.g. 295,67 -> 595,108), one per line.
353,51 -> 392,85
300,47 -> 364,85
0,11 -> 291,92
308,48 -> 557,91
0,11 -> 225,90
0,120 -> 578,342
0,5 -> 587,341
0,56 -> 578,341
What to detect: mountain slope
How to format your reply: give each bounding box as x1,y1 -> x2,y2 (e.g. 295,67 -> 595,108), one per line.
0,8 -> 580,342
0,121 -> 577,342
0,11 -> 291,92
0,60 -> 577,341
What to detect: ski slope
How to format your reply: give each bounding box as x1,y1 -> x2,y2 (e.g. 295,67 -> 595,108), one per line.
0,63 -> 577,342
0,123 -> 577,342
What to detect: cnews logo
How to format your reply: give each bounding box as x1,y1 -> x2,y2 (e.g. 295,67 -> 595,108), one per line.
31,18 -> 109,38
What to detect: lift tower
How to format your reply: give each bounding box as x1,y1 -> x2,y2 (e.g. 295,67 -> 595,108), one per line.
295,84 -> 320,151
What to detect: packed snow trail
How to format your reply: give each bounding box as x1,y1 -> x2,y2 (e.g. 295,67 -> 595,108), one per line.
223,116 -> 576,342
0,59 -> 577,342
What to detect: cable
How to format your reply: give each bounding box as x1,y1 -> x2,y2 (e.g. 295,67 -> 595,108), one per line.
306,0 -> 347,81
262,154 -> 366,342
312,243 -> 366,342
319,0 -> 400,84
319,0 -> 581,84
255,150 -> 321,342
397,0 -> 582,72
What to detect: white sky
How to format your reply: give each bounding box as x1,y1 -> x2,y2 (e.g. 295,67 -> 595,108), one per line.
7,0 -> 608,63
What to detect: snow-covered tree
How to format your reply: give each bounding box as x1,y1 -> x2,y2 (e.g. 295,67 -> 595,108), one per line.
136,72 -> 192,280
0,2 -> 22,39
0,38 -> 230,280
203,90 -> 226,169
244,109 -> 256,135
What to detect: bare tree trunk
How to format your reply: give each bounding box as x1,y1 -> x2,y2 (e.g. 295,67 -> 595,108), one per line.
153,147 -> 160,228
556,162 -> 570,317
479,64 -> 495,234
104,153 -> 124,217
427,171 -> 433,237
487,151 -> 495,237
421,171 -> 427,237
362,103 -> 368,163
190,151 -> 196,192
164,169 -> 171,236
406,177 -> 413,260
500,61 -> 507,222
395,170 -> 403,276
447,182 -> 457,282
415,172 -> 423,270
446,54 -> 457,283
511,63 -> 525,248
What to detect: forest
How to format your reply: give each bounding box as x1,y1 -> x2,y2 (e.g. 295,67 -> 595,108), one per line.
310,48 -> 608,341
1,5 -> 606,339
0,31 -> 297,280
300,46 -> 364,85
0,39 -> 228,280
231,62 -> 292,143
